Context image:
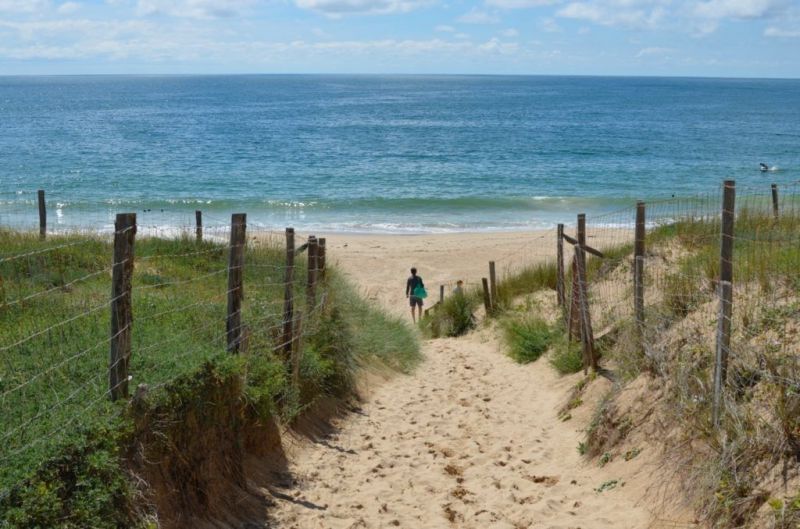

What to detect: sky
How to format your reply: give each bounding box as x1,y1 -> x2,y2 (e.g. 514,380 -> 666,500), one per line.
0,0 -> 798,77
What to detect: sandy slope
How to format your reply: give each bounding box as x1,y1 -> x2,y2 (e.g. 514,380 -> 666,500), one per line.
264,232 -> 663,529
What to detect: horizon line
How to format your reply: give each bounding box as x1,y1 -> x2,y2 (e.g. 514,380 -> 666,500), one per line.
1,72 -> 799,81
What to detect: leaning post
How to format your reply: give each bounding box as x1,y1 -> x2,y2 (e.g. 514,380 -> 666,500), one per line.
226,213 -> 247,353
109,213 -> 137,401
712,180 -> 735,427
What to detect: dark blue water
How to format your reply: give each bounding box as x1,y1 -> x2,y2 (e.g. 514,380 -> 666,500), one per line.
1,75 -> 798,231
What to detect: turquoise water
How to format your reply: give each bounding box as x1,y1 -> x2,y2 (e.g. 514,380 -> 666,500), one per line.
1,75 -> 798,232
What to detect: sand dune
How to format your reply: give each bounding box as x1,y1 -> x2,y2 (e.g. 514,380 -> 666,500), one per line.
264,232 -> 670,529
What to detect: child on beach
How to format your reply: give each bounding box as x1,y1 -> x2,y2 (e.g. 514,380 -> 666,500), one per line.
406,267 -> 425,323
453,280 -> 464,296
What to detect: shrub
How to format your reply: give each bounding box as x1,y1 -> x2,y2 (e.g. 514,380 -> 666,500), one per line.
549,338 -> 584,375
422,291 -> 478,338
502,316 -> 553,364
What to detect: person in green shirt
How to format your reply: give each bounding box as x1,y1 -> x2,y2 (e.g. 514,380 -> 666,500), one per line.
405,267 -> 425,323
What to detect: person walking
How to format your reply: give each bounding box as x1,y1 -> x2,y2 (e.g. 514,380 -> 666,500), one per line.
405,267 -> 426,323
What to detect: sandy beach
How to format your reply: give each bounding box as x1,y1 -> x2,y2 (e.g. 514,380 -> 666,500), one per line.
262,229 -> 679,529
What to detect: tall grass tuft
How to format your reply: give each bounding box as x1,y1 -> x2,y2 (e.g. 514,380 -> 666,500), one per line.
502,315 -> 554,364
420,291 -> 479,338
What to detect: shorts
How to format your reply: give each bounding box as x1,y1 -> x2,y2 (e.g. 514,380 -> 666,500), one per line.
409,296 -> 423,308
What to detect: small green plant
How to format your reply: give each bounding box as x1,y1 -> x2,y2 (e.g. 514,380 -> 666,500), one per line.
577,442 -> 587,455
502,316 -> 554,364
594,479 -> 621,493
599,452 -> 613,467
421,291 -> 478,338
549,338 -> 583,375
623,447 -> 642,461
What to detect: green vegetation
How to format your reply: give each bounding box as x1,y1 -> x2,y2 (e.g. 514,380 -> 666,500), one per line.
501,315 -> 554,364
420,290 -> 479,338
495,262 -> 556,309
548,337 -> 584,375
0,228 -> 419,527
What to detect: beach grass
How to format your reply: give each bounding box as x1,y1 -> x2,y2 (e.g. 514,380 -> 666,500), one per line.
0,228 -> 419,527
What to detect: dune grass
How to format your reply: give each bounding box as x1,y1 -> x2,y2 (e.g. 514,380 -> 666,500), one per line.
0,228 -> 419,528
501,315 -> 555,364
420,290 -> 480,338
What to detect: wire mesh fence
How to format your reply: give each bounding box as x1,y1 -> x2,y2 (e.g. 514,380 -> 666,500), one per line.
555,179 -> 800,432
0,208 -> 329,498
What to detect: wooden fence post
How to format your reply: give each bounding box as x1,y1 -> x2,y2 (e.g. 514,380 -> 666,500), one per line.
481,278 -> 492,314
576,245 -> 596,373
567,255 -> 580,341
489,261 -> 498,310
109,213 -> 136,401
318,237 -> 327,280
281,227 -> 295,357
634,201 -> 646,336
713,180 -> 735,427
771,184 -> 779,220
291,310 -> 303,394
195,210 -> 203,243
307,236 -> 318,311
440,284 -> 445,304
226,213 -> 246,353
557,224 -> 565,311
37,189 -> 46,240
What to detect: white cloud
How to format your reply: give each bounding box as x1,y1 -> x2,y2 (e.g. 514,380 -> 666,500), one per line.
57,1 -> 81,14
0,35 -> 532,62
486,0 -> 557,8
557,1 -> 666,28
136,0 -> 256,19
435,24 -> 455,31
693,0 -> 784,20
295,0 -> 431,15
0,0 -> 49,12
500,27 -> 519,36
764,26 -> 800,36
540,17 -> 562,31
635,45 -> 673,57
457,7 -> 500,23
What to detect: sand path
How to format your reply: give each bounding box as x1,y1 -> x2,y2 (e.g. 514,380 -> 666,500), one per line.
266,233 -> 653,529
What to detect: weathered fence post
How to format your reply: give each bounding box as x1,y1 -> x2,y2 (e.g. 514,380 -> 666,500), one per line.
226,213 -> 246,353
195,210 -> 203,242
307,236 -> 318,311
634,201 -> 646,336
489,261 -> 498,310
109,213 -> 136,401
318,237 -> 327,280
557,224 -> 565,311
37,189 -> 46,240
713,180 -> 735,427
771,183 -> 779,220
576,245 -> 596,373
440,284 -> 445,304
481,277 -> 492,314
291,310 -> 303,394
281,227 -> 295,356
567,256 -> 580,341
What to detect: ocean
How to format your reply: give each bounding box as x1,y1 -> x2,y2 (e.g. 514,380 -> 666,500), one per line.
1,75 -> 798,232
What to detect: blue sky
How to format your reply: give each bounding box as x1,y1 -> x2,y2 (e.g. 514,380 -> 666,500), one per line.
0,0 -> 798,76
